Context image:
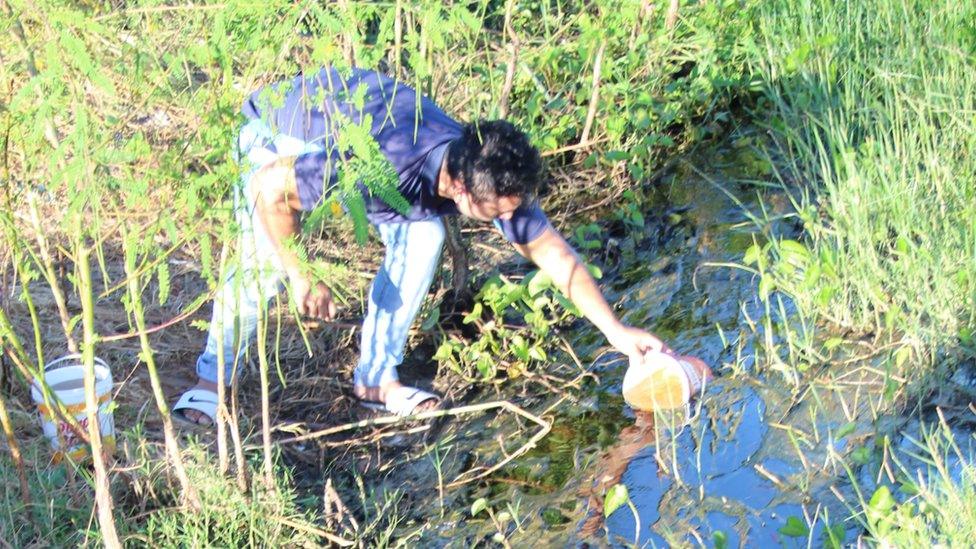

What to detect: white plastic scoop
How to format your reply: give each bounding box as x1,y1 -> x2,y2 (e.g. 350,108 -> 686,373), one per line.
622,350 -> 708,411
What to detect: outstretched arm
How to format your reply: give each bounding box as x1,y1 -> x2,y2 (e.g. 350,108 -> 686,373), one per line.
512,227 -> 670,358
250,156 -> 336,321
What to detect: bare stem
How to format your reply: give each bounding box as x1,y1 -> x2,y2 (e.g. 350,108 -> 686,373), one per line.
27,195 -> 78,354
666,0 -> 680,30
579,41 -> 606,146
0,391 -> 31,516
122,230 -> 201,510
77,244 -> 122,548
255,296 -> 275,492
215,242 -> 230,475
498,0 -> 519,119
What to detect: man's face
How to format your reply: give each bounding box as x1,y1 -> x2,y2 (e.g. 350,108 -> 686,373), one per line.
455,190 -> 522,222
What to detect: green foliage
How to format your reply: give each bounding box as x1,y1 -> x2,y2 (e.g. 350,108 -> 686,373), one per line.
603,483 -> 630,518
142,449 -> 320,547
434,269 -> 584,381
318,113 -> 411,245
749,0 -> 976,373
853,423 -> 976,547
777,515 -> 809,538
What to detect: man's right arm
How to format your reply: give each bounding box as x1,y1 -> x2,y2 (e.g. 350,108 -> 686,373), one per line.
251,157 -> 337,320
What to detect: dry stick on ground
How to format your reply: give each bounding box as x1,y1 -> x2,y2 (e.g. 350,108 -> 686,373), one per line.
323,477 -> 360,532
277,401 -> 551,488
579,40 -> 607,147
27,195 -> 78,354
0,392 -> 31,514
77,244 -> 122,548
123,234 -> 201,511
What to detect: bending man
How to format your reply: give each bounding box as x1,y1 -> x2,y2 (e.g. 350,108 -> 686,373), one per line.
174,67 -> 674,424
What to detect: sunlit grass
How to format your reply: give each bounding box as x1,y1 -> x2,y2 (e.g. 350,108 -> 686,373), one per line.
751,0 -> 976,374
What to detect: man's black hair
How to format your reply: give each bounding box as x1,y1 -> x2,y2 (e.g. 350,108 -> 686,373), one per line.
446,120 -> 542,203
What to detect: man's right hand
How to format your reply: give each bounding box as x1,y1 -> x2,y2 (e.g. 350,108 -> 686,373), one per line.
288,274 -> 337,321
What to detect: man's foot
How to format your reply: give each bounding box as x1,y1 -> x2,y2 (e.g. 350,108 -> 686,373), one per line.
353,380 -> 440,414
174,379 -> 219,426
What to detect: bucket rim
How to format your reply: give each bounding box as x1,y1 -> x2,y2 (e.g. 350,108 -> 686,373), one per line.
43,354 -> 110,372
30,355 -> 113,403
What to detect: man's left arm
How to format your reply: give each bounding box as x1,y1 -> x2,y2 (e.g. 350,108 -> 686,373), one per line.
513,226 -> 670,358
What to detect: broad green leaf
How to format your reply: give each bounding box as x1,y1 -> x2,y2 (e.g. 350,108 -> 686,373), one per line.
743,243 -> 763,266
850,446 -> 872,464
894,346 -> 912,369
868,485 -> 895,515
420,307 -> 440,331
777,515 -> 809,537
433,341 -> 455,362
471,498 -> 488,517
462,302 -> 483,324
834,421 -> 856,440
527,270 -> 553,297
604,483 -> 629,518
825,522 -> 845,548
758,276 -> 775,301
824,336 -> 844,351
528,345 -> 547,362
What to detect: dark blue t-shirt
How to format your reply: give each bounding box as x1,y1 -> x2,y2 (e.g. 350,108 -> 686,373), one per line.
241,67 -> 549,245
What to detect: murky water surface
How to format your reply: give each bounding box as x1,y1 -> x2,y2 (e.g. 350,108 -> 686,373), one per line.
406,150 -> 917,546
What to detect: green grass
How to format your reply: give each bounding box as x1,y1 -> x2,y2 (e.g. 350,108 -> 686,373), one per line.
748,0 -> 976,372
742,1 -> 976,544
853,419 -> 976,547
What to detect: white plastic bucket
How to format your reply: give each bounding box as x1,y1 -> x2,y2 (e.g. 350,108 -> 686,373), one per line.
30,355 -> 116,462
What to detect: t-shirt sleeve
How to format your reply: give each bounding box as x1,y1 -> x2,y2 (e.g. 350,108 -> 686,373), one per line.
495,202 -> 551,245
293,151 -> 337,211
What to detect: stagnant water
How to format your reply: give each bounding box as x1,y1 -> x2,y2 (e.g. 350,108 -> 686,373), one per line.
360,144 -> 970,546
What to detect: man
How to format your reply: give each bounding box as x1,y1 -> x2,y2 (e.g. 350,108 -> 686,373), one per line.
173,66 -> 686,425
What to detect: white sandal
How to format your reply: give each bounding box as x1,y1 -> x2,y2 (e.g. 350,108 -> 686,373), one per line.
360,386 -> 441,417
172,388 -> 219,427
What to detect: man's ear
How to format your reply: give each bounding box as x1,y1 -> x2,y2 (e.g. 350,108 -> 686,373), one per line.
451,178 -> 467,197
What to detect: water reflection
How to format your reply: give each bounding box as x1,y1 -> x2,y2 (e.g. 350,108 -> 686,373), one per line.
579,411 -> 659,538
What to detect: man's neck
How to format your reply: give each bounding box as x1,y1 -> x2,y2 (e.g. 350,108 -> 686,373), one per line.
436,154 -> 456,200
